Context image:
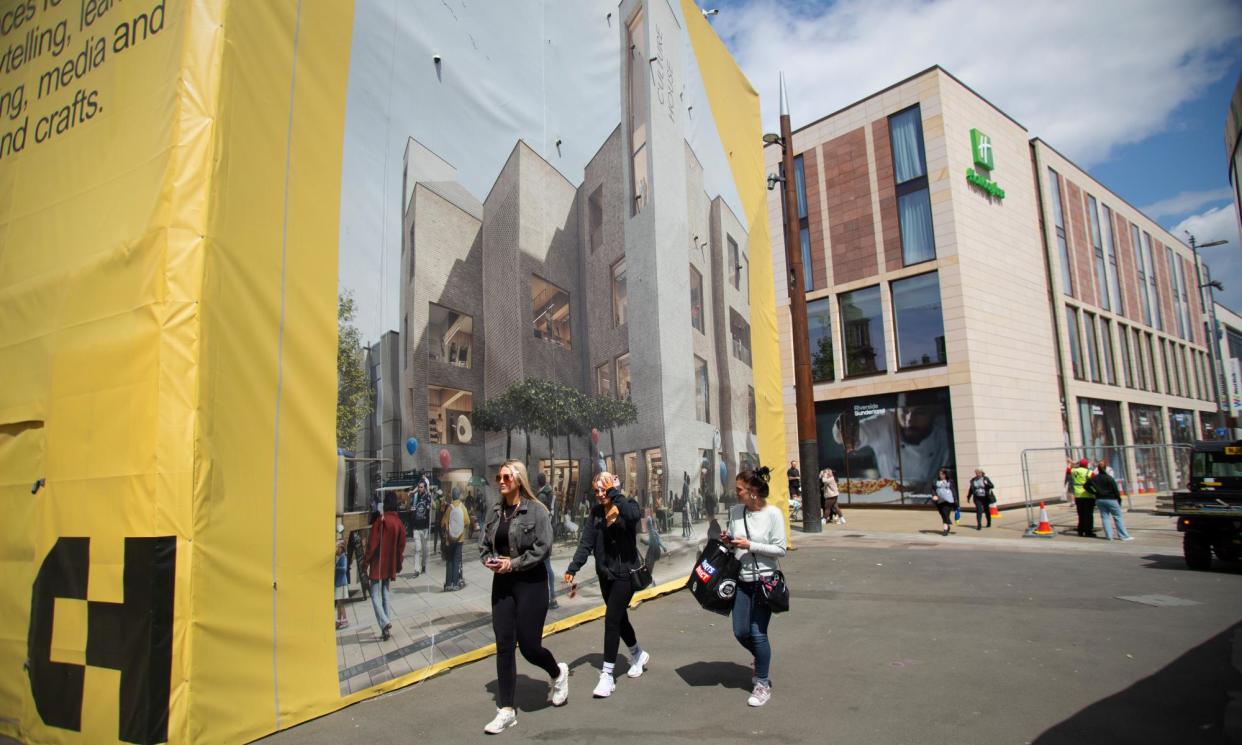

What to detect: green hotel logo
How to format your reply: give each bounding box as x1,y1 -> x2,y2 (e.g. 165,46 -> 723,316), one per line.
966,128 -> 1003,200
970,128 -> 994,170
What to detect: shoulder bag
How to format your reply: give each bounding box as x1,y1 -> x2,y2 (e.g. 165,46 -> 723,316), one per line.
742,510 -> 789,613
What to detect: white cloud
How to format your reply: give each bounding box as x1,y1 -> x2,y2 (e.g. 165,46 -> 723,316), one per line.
1142,187 -> 1235,220
712,0 -> 1242,166
1172,204 -> 1242,312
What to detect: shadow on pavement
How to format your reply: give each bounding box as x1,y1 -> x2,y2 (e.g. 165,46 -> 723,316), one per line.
1032,622 -> 1242,745
483,674 -> 557,713
1140,554 -> 1242,575
674,660 -> 752,691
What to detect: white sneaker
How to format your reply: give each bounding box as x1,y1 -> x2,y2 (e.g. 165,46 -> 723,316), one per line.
821,518 -> 827,525
747,681 -> 772,707
592,672 -> 616,698
1120,536 -> 1134,542
484,707 -> 517,734
627,650 -> 650,678
839,517 -> 846,524
549,662 -> 569,706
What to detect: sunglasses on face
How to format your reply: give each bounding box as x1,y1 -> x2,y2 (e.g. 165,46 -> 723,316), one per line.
495,473 -> 515,483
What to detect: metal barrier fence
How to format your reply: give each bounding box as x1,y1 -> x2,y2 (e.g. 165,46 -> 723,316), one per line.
1019,444 -> 1192,529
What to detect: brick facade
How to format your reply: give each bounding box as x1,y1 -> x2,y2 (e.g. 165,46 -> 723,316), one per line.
802,146 -> 829,289
1114,213 -> 1141,325
870,118 -> 904,272
823,127 -> 878,285
1064,181 -> 1096,307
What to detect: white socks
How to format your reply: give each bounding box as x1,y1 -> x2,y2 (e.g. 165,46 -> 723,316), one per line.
629,644 -> 644,659
602,662 -> 615,677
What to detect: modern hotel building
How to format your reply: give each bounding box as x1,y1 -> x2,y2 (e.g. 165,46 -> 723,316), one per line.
766,66 -> 1217,506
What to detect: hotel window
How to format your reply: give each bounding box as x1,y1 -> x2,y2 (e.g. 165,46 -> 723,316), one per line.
1160,339 -> 1174,395
1101,204 -> 1122,314
689,264 -> 705,333
1176,258 -> 1192,342
694,356 -> 710,423
841,286 -> 887,377
531,276 -> 572,348
1145,333 -> 1159,393
1066,306 -> 1084,380
1166,249 -> 1185,339
428,385 -> 473,446
1132,224 -> 1151,325
1143,233 -> 1163,331
747,386 -> 757,434
793,154 -> 813,291
588,186 -> 604,252
1049,170 -> 1073,295
729,234 -> 741,290
428,303 -> 473,369
1083,311 -> 1102,383
892,271 -> 946,369
1130,328 -> 1146,390
1100,319 -> 1116,386
1118,324 -> 1135,388
626,11 -> 649,215
1180,345 -> 1192,398
596,362 -> 613,398
807,297 -> 835,382
889,106 -> 935,265
612,258 -> 628,327
1087,196 -> 1110,312
729,308 -> 752,367
616,353 -> 632,401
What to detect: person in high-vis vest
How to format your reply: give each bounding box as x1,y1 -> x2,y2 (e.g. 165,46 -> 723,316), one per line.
1070,459 -> 1096,537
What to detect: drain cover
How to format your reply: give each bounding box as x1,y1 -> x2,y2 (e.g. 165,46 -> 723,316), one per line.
1116,594 -> 1202,607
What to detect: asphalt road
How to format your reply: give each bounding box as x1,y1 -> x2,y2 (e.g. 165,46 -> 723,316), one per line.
261,536 -> 1242,745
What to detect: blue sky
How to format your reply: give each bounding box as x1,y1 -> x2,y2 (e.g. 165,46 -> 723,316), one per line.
703,0 -> 1242,311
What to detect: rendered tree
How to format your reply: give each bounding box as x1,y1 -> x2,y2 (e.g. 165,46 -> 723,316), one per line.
336,291 -> 372,449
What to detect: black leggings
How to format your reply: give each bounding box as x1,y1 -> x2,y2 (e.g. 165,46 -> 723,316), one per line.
492,568 -> 560,708
935,500 -> 954,526
974,500 -> 991,527
600,576 -> 638,665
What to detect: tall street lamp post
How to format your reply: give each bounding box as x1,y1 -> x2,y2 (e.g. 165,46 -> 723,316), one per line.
1187,233 -> 1228,433
766,74 -> 822,533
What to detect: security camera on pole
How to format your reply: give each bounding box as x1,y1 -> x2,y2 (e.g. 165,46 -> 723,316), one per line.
765,74 -> 822,533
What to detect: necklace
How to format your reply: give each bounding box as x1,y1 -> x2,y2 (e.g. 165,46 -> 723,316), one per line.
502,500 -> 520,519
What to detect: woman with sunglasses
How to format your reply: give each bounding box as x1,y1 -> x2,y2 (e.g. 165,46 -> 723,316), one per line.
724,465 -> 786,707
563,472 -> 650,699
480,460 -> 569,734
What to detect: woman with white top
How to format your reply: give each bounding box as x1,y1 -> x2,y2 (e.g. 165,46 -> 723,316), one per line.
932,468 -> 956,536
723,466 -> 787,707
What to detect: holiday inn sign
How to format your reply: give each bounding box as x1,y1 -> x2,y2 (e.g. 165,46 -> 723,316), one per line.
966,128 -> 1004,199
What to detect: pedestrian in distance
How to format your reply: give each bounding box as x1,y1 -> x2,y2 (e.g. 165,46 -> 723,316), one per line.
644,507 -> 665,573
363,492 -> 406,641
480,459 -> 569,734
931,468 -> 956,536
723,465 -> 787,707
786,460 -> 801,500
1069,458 -> 1097,537
819,466 -> 844,524
441,486 -> 474,591
563,472 -> 651,699
967,468 -> 995,530
335,530 -> 350,630
536,472 -> 559,610
410,479 -> 433,576
1087,459 -> 1133,541
681,490 -> 694,538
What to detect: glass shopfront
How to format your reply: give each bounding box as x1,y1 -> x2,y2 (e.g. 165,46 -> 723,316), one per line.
1169,408 -> 1194,488
815,387 -> 955,505
1129,404 -> 1168,493
1077,398 -> 1129,492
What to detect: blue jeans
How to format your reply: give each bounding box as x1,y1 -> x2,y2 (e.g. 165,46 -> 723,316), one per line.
1097,500 -> 1131,540
544,556 -> 556,604
369,578 -> 392,629
732,582 -> 772,683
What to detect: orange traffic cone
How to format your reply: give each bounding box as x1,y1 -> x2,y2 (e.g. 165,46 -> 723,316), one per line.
989,503 -> 1000,520
1033,501 -> 1054,536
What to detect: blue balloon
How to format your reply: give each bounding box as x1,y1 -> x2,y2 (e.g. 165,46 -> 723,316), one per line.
718,461 -> 728,485
405,437 -> 419,455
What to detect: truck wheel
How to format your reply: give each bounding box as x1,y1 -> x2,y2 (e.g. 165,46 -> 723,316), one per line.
1184,533 -> 1213,571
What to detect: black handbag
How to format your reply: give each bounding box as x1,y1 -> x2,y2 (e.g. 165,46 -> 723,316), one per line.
630,562 -> 653,590
743,510 -> 790,613
686,537 -> 741,615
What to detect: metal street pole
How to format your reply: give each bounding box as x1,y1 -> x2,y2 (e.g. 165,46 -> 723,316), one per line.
1188,234 -> 1228,434
775,73 -> 822,533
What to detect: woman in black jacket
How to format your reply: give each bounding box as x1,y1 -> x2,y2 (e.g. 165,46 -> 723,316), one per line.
563,472 -> 650,699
